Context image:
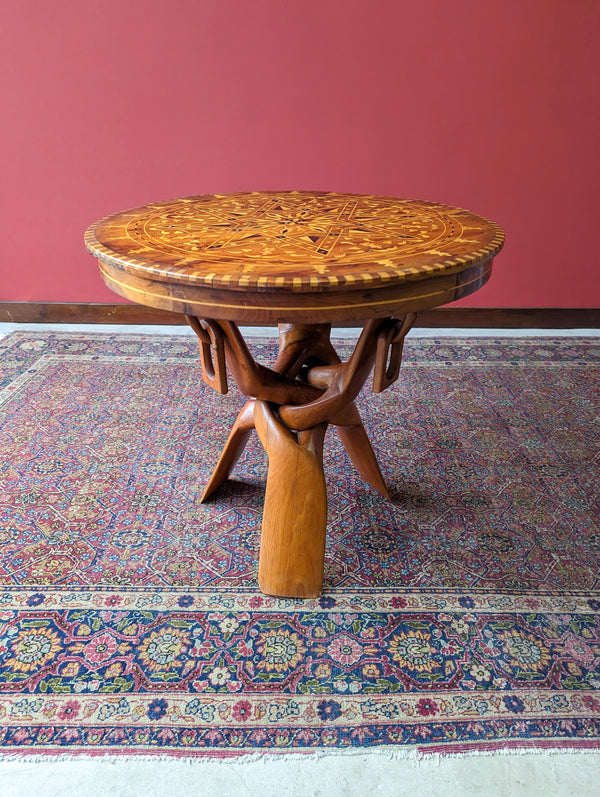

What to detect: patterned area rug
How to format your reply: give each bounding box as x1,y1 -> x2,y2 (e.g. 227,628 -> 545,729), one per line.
0,331 -> 599,757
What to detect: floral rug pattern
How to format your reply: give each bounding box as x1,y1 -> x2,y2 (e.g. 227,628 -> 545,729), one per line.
0,331 -> 598,755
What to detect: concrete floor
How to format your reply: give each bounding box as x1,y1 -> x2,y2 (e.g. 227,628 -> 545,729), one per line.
1,750 -> 599,797
1,324 -> 598,796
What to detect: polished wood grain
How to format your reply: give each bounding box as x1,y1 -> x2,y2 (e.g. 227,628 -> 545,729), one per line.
85,191 -> 505,597
255,401 -> 328,598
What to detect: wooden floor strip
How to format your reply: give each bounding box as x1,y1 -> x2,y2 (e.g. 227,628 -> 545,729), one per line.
0,303 -> 598,328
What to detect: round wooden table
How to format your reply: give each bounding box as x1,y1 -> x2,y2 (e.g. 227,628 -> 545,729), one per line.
85,191 -> 504,597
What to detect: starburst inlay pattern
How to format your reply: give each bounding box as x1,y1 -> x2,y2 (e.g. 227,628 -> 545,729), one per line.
85,191 -> 504,291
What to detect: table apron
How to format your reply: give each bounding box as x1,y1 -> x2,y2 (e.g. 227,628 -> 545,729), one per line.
97,259 -> 493,324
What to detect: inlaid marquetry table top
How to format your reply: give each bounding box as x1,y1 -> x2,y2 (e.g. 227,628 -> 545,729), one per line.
85,191 -> 504,324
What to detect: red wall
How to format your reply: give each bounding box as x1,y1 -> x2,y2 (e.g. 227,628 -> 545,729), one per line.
2,0 -> 599,307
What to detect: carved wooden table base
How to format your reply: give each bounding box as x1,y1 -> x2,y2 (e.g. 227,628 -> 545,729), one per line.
186,315 -> 415,597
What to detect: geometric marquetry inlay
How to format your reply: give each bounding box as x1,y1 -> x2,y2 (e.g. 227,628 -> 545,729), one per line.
85,191 -> 504,292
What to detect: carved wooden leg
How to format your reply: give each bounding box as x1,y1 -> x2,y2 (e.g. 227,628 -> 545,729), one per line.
254,400 -> 328,598
326,400 -> 389,499
201,400 -> 255,502
336,425 -> 390,499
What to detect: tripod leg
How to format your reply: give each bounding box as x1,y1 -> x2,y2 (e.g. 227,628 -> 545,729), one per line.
254,400 -> 328,598
200,400 -> 256,502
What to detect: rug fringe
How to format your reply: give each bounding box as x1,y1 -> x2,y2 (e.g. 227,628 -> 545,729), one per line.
1,744 -> 599,765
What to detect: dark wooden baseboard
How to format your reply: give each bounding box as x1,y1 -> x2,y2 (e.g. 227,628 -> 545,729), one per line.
0,303 -> 598,328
